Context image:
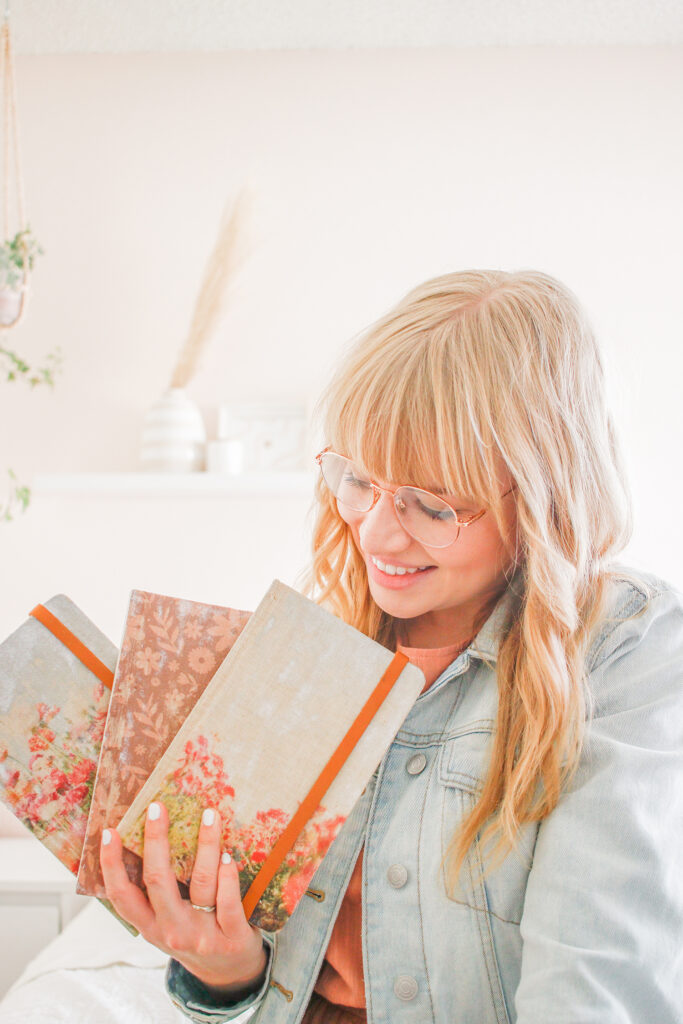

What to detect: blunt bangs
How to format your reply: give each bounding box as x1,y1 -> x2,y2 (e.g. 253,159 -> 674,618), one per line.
324,322 -> 503,507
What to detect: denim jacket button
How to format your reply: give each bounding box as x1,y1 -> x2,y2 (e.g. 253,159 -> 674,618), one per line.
406,752 -> 427,775
394,975 -> 419,1001
387,863 -> 408,888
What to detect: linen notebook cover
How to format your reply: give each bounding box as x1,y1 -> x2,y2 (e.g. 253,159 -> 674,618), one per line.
77,590 -> 251,898
0,595 -> 116,874
117,579 -> 425,932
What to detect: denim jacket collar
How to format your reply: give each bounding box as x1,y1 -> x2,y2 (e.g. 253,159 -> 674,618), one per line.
469,568 -> 524,664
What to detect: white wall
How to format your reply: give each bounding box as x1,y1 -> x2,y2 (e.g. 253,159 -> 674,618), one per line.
1,45 -> 682,641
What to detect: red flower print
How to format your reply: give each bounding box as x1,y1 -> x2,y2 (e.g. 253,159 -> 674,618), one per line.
281,871 -> 309,916
29,728 -> 55,752
67,758 -> 96,786
45,768 -> 69,795
36,703 -> 60,723
134,647 -> 162,676
187,647 -> 216,675
66,784 -> 89,808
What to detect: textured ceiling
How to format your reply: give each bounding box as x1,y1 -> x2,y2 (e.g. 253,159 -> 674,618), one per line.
9,0 -> 683,53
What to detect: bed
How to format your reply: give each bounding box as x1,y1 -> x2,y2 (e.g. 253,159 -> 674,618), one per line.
0,898 -> 188,1023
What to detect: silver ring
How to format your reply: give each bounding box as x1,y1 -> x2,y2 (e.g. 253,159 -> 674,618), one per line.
190,902 -> 217,913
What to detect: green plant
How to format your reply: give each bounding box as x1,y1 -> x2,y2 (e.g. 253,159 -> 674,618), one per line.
0,342 -> 62,522
0,227 -> 43,290
0,343 -> 61,387
0,468 -> 30,521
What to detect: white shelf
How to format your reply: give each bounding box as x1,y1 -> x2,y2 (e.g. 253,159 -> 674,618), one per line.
0,837 -> 75,893
32,471 -> 317,498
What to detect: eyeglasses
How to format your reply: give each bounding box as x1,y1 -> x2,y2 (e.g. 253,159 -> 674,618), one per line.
315,446 -> 513,549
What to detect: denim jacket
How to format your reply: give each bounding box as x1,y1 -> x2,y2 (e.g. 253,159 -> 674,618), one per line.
166,567 -> 683,1024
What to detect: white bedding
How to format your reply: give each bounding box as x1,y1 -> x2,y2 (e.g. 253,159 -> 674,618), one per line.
0,899 -> 186,1023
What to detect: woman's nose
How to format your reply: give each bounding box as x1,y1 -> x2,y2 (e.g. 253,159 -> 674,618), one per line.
358,490 -> 410,552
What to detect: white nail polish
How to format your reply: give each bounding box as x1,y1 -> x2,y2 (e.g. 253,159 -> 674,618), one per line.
202,808 -> 215,827
101,829 -> 112,846
147,802 -> 161,821
221,851 -> 232,865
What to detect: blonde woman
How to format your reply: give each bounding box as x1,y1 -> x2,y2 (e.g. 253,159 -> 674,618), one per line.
100,270 -> 683,1023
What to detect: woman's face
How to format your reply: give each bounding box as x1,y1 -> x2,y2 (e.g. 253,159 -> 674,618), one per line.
338,466 -> 519,648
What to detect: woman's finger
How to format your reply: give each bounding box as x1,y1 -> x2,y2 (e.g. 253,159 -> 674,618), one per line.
140,801 -> 187,923
188,807 -> 222,911
99,826 -> 156,935
215,849 -> 259,946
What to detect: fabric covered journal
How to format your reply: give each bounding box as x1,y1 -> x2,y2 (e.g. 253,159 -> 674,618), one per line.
0,581 -> 425,934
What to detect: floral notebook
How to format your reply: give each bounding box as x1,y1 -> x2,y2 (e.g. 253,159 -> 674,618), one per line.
117,579 -> 425,932
77,590 -> 251,897
0,595 -> 116,874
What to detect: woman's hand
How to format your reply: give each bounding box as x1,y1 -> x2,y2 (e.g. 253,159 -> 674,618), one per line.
100,801 -> 267,995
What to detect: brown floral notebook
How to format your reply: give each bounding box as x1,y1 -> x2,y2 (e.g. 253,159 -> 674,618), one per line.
0,595 -> 115,874
77,590 -> 251,897
117,580 -> 425,932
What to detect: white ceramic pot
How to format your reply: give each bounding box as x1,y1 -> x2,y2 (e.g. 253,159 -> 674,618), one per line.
0,285 -> 24,326
139,388 -> 206,472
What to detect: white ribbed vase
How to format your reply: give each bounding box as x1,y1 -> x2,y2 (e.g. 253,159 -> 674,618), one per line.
139,388 -> 206,472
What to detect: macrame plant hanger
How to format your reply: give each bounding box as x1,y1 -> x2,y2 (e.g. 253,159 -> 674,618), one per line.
0,0 -> 29,331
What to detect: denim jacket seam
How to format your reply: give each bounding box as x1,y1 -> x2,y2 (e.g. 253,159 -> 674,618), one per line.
586,580 -> 654,672
409,678 -> 465,1022
397,718 -> 496,746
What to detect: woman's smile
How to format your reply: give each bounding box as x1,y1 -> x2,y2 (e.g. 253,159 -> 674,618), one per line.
366,553 -> 437,588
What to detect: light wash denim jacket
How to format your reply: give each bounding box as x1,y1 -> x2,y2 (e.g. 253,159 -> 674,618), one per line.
166,567 -> 683,1024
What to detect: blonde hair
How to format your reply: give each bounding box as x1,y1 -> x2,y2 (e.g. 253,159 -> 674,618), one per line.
296,269 -> 632,889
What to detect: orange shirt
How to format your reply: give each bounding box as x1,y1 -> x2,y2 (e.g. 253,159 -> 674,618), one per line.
306,639 -> 468,1023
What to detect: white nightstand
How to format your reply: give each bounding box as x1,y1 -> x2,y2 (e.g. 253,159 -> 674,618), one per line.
0,837 -> 89,998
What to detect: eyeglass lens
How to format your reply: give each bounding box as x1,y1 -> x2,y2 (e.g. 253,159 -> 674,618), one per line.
319,451 -> 461,548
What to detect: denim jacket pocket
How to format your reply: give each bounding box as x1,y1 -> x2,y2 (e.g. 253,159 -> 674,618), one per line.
438,725 -> 493,794
438,727 -> 536,929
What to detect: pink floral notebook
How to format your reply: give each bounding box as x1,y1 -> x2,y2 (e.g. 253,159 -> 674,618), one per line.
77,590 -> 251,897
0,595 -> 116,874
117,579 -> 425,932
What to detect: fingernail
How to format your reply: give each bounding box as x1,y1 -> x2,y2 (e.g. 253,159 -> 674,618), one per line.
147,802 -> 161,821
221,851 -> 232,865
202,808 -> 215,827
101,829 -> 112,846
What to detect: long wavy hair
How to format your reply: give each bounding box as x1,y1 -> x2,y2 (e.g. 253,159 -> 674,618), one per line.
295,269 -> 632,889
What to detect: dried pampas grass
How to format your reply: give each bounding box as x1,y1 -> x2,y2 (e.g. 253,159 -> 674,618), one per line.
170,188 -> 252,390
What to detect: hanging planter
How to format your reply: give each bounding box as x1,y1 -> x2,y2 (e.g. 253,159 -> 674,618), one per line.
0,227 -> 41,326
0,14 -> 42,331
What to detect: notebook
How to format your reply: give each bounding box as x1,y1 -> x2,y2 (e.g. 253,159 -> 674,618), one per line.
77,589 -> 251,897
117,579 -> 424,931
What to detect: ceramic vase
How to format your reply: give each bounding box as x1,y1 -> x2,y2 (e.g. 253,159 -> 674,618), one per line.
139,388 -> 206,472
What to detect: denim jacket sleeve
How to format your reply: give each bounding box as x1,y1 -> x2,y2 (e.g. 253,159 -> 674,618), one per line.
165,934 -> 274,1023
514,582 -> 683,1023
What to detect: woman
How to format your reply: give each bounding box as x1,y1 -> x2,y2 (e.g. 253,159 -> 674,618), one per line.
100,269 -> 683,1023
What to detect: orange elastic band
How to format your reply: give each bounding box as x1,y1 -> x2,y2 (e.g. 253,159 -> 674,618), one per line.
29,604 -> 114,691
241,649 -> 409,922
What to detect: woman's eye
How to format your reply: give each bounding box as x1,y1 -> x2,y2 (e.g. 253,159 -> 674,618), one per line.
417,499 -> 455,521
343,472 -> 371,490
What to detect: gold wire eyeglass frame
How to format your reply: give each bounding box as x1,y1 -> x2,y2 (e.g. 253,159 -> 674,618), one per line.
315,445 -> 514,549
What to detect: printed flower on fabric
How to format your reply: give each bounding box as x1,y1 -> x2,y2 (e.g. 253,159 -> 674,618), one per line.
187,647 -> 217,675
206,614 -> 240,653
184,619 -> 203,641
134,647 -> 163,677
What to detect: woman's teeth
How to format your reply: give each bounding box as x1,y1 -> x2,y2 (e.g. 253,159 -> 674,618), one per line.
371,556 -> 430,576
